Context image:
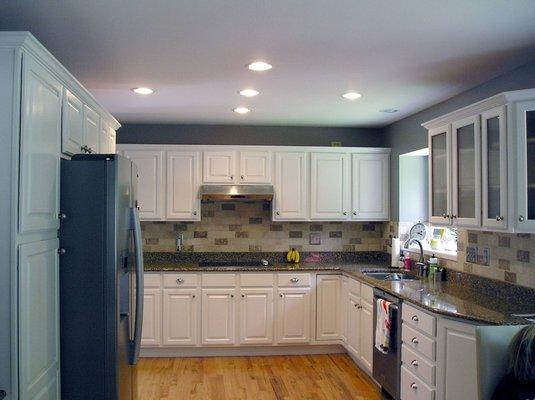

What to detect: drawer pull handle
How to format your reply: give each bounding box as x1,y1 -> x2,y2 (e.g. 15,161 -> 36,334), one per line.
411,360 -> 419,367
411,337 -> 419,344
412,315 -> 419,322
176,278 -> 184,284
411,383 -> 418,390
290,277 -> 300,283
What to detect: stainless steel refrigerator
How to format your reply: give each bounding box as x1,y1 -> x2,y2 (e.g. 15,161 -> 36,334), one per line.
59,154 -> 144,400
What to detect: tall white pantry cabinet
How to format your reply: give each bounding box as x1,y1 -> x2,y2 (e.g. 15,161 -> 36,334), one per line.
0,32 -> 120,400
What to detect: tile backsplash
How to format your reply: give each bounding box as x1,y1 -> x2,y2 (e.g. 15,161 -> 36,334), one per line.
386,222 -> 535,289
142,201 -> 386,253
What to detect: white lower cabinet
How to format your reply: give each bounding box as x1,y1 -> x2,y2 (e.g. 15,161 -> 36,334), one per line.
239,288 -> 274,344
162,288 -> 199,346
316,275 -> 341,341
276,287 -> 311,344
359,298 -> 374,372
201,289 -> 236,345
141,288 -> 162,347
346,292 -> 361,356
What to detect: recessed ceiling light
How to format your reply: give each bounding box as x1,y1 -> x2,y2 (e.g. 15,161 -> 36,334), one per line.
247,61 -> 272,72
380,108 -> 399,113
233,107 -> 251,114
341,91 -> 362,100
132,87 -> 155,95
239,88 -> 260,97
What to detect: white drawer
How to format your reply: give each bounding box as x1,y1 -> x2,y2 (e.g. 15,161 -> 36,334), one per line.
347,277 -> 361,295
240,273 -> 274,287
402,303 -> 436,336
144,273 -> 161,288
401,365 -> 435,400
278,273 -> 311,287
361,283 -> 373,304
402,344 -> 436,386
202,273 -> 237,287
163,273 -> 198,288
402,323 -> 435,361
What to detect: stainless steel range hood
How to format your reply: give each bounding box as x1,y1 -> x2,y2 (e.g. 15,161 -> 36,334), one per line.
200,185 -> 274,201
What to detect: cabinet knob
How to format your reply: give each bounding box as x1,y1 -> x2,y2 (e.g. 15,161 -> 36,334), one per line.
353,211 -> 357,216
241,175 -> 244,180
58,213 -> 67,220
230,294 -> 234,298
451,215 -> 457,219
276,211 -> 280,216
411,360 -> 419,367
192,294 -> 196,298
241,294 -> 245,298
290,277 -> 299,283
519,215 -> 525,222
343,211 -> 347,216
279,293 -> 283,298
57,248 -> 66,255
410,383 -> 418,390
230,175 -> 234,180
176,278 -> 184,284
411,315 -> 419,322
495,215 -> 504,221
354,304 -> 358,308
411,337 -> 419,344
193,211 -> 198,216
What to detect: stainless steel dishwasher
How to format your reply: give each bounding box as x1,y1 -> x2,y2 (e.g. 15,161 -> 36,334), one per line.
372,288 -> 402,400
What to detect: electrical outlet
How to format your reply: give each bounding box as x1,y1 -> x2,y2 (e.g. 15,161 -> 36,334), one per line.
482,247 -> 490,266
466,246 -> 478,263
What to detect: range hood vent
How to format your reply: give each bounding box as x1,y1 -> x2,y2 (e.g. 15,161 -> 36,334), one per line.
200,185 -> 274,202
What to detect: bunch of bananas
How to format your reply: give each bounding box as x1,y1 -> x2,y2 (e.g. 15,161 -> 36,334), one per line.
286,248 -> 300,263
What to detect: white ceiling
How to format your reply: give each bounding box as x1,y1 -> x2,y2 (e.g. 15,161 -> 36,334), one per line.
2,0 -> 535,127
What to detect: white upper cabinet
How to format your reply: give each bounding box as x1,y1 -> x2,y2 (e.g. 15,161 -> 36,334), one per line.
452,115 -> 481,228
310,152 -> 350,220
273,151 -> 308,220
428,126 -> 452,225
82,104 -> 100,154
203,150 -> 236,183
239,150 -> 271,183
351,153 -> 389,220
19,54 -> 62,234
123,150 -> 164,220
99,120 -> 116,154
481,106 -> 507,230
62,89 -> 84,156
166,151 -> 200,220
516,100 -> 535,231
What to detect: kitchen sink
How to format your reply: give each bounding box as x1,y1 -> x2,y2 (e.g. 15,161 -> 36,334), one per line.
363,271 -> 420,281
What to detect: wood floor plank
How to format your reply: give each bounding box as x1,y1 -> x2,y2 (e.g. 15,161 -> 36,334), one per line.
137,354 -> 383,400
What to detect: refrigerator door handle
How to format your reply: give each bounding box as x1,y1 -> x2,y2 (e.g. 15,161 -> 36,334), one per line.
130,207 -> 144,365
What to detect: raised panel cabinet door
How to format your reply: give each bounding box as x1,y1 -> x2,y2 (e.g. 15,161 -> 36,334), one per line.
340,277 -> 348,343
273,152 -> 308,220
351,153 -> 390,220
82,104 -> 100,154
166,151 -> 200,220
99,120 -> 116,154
310,152 -> 350,220
347,293 -> 361,356
428,125 -> 452,225
19,55 -> 62,234
162,288 -> 199,346
141,288 -> 162,347
202,151 -> 236,183
436,318 -> 478,400
61,89 -> 84,155
239,288 -> 274,345
19,239 -> 60,400
202,289 -> 236,345
452,115 -> 481,228
108,128 -> 116,154
481,106 -> 507,230
359,300 -> 374,373
276,288 -> 311,344
516,100 -> 535,231
316,275 -> 341,341
123,150 -> 164,220
239,150 -> 271,183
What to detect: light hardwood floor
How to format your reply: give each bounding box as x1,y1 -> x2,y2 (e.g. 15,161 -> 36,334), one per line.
137,354 -> 383,400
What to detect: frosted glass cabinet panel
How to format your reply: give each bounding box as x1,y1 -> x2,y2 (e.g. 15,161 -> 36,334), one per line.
482,106 -> 507,229
452,116 -> 481,227
428,126 -> 451,224
516,101 -> 535,231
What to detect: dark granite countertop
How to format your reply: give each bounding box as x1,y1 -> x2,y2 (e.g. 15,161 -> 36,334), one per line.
143,252 -> 535,326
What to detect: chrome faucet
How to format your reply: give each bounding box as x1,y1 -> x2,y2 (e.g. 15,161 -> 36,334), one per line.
404,238 -> 424,264
176,233 -> 184,252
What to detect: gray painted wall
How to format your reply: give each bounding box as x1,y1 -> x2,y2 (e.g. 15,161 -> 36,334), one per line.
117,124 -> 385,147
384,59 -> 535,220
399,155 -> 428,222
